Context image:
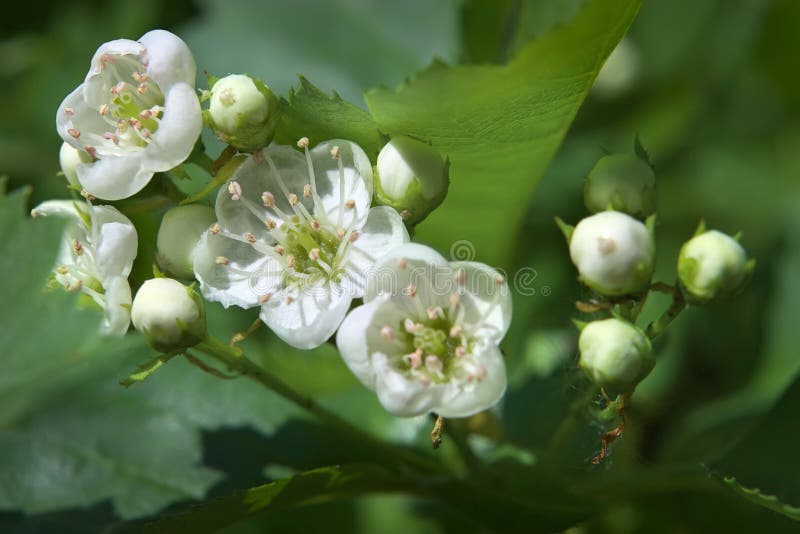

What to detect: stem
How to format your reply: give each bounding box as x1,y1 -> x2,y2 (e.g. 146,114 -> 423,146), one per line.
646,287 -> 686,339
194,336 -> 444,474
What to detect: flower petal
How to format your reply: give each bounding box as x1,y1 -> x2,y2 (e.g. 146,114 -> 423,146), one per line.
310,140 -> 372,229
193,230 -> 280,309
343,206 -> 409,295
139,29 -> 196,89
76,150 -> 152,201
101,275 -> 132,337
363,242 -> 450,308
259,282 -> 352,349
449,261 -> 512,343
216,145 -> 308,238
91,205 -> 138,281
372,353 -> 453,417
142,82 -> 202,171
434,342 -> 507,418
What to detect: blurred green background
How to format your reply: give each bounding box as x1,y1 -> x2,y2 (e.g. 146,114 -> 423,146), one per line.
2,0 -> 800,532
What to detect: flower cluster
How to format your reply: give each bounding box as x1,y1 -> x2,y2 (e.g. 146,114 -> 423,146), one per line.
33,29 -> 510,420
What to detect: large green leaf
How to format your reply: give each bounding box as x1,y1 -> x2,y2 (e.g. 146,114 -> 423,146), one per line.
365,0 -> 641,266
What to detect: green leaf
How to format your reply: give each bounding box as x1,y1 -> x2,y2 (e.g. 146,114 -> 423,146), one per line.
718,476 -> 800,521
135,464 -> 409,533
365,0 -> 642,266
275,77 -> 386,157
712,375 -> 800,519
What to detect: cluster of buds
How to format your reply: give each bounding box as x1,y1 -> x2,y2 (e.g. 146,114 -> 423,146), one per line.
555,141 -> 753,460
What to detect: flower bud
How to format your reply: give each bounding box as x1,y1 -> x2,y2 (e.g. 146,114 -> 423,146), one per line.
157,204 -> 217,279
59,142 -> 92,188
206,74 -> 279,151
584,154 -> 655,219
569,211 -> 655,296
678,229 -> 752,304
578,318 -> 654,395
131,278 -> 206,352
374,136 -> 449,225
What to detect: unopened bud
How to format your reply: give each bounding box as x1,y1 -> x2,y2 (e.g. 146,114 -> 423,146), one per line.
578,318 -> 654,395
374,136 -> 449,225
206,74 -> 280,151
584,153 -> 655,219
157,205 -> 217,279
678,229 -> 753,304
131,278 -> 206,352
59,142 -> 92,187
569,211 -> 654,296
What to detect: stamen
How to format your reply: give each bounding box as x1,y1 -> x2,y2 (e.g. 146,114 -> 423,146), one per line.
244,232 -> 257,244
56,265 -> 69,275
426,306 -> 443,320
308,248 -> 320,261
103,132 -> 120,145
345,199 -> 355,209
274,245 -> 285,255
396,258 -> 408,270
425,355 -> 443,374
449,325 -> 463,338
455,346 -> 467,358
85,146 -> 97,159
310,220 -> 321,231
111,81 -> 127,95
303,184 -> 312,198
260,293 -> 272,303
403,284 -> 417,298
494,275 -> 505,285
288,193 -> 298,206
404,348 -> 422,369
330,146 -> 340,159
266,219 -> 277,229
286,255 -> 296,268
64,107 -> 75,116
297,137 -> 309,148
455,269 -> 466,285
404,318 -> 421,333
380,326 -> 395,341
136,83 -> 148,95
261,191 -> 275,207
99,104 -> 109,116
285,295 -> 295,304
228,181 -> 242,201
348,231 -> 360,243
68,128 -> 80,138
336,228 -> 346,239
73,240 -> 84,256
215,256 -> 230,265
209,223 -> 221,235
400,210 -> 411,220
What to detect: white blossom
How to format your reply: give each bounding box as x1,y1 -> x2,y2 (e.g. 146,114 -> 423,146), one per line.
194,139 -> 409,349
56,29 -> 202,200
336,243 -> 511,418
31,200 -> 138,336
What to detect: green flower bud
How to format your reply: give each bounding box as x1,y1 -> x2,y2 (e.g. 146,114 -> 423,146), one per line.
131,278 -> 206,352
206,74 -> 279,151
157,204 -> 217,279
59,142 -> 92,188
374,136 -> 449,225
584,154 -> 655,219
678,229 -> 753,304
578,318 -> 654,395
569,211 -> 655,296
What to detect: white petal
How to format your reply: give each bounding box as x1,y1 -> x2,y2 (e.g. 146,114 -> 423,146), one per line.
101,276 -> 132,337
336,295 -> 406,389
31,200 -> 85,222
343,206 -> 409,294
372,353 -> 452,417
260,283 -> 352,349
363,242 -> 450,307
56,85 -> 108,152
91,205 -> 138,280
76,151 -> 152,201
216,145 -> 308,237
449,261 -> 513,343
142,82 -> 202,171
139,29 -> 196,89
310,140 -> 372,228
193,230 -> 279,309
434,342 -> 507,418
87,39 -> 143,78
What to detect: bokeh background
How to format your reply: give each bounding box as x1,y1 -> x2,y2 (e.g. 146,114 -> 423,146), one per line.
2,0 -> 799,532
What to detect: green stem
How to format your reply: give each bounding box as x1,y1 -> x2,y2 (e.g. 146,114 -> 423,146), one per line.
646,287 -> 686,339
194,336 -> 444,475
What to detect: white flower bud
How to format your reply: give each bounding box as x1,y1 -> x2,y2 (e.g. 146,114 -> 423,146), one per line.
207,74 -> 279,151
678,229 -> 752,303
578,318 -> 654,395
59,142 -> 92,188
131,278 -> 206,352
584,154 -> 655,219
569,211 -> 655,296
157,204 -> 217,279
374,136 -> 449,225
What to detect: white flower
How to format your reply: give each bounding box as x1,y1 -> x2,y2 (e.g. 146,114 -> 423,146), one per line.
336,243 -> 511,418
678,229 -> 752,303
193,139 -> 409,349
56,29 -> 202,200
31,200 -> 138,336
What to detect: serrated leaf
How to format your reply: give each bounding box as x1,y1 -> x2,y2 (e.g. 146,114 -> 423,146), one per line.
134,464 -> 408,533
365,0 -> 642,266
718,476 -> 800,521
275,77 -> 386,157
